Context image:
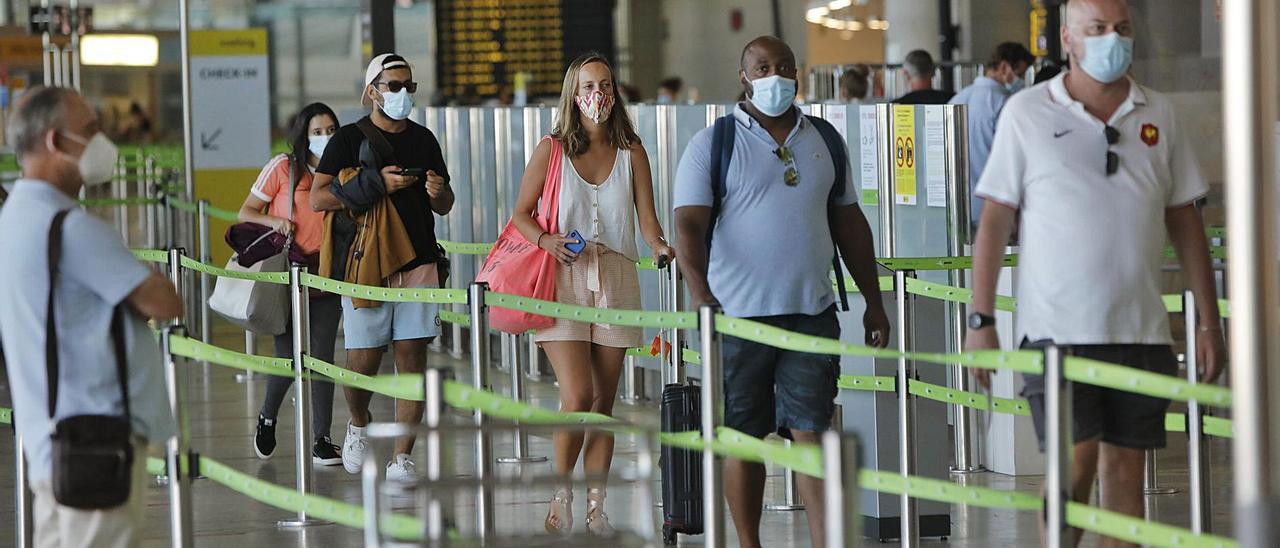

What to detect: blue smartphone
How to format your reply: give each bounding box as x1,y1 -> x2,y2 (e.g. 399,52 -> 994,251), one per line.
565,230 -> 587,255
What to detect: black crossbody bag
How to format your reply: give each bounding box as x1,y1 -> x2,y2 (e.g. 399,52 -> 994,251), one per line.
46,210 -> 135,509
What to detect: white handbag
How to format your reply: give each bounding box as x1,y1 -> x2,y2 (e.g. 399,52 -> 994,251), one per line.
208,162 -> 296,336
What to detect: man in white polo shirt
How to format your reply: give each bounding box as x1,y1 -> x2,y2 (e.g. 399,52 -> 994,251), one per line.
964,0 -> 1224,542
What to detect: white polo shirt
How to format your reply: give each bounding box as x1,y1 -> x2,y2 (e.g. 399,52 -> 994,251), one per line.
975,72 -> 1208,345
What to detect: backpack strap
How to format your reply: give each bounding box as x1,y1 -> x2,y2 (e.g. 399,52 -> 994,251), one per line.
707,115 -> 736,250
806,114 -> 852,312
355,117 -> 399,167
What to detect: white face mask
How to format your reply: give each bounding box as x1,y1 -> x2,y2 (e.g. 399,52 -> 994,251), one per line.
57,131 -> 118,186
308,135 -> 331,159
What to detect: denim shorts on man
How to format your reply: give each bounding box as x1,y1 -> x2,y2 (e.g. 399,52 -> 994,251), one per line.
1021,339 -> 1176,451
721,306 -> 841,439
341,263 -> 442,349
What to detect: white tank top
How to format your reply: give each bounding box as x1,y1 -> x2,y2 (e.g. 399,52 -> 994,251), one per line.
558,147 -> 639,261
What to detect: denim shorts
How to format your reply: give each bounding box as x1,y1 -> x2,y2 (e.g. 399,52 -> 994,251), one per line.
720,306 -> 841,440
1021,339 -> 1176,450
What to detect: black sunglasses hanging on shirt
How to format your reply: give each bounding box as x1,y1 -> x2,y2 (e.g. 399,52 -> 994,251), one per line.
1104,125 -> 1121,176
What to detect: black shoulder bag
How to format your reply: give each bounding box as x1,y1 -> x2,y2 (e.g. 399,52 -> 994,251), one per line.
46,210 -> 135,509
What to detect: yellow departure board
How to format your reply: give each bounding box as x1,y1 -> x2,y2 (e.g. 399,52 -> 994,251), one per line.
437,0 -> 567,100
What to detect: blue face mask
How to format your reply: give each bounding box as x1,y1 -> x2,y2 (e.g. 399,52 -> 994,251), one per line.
1005,77 -> 1026,94
1079,32 -> 1134,84
378,88 -> 414,120
748,75 -> 797,118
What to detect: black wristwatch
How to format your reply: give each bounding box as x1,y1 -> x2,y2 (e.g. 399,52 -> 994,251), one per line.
967,312 -> 996,330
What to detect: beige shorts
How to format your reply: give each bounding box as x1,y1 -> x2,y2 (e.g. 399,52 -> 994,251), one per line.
535,244 -> 644,348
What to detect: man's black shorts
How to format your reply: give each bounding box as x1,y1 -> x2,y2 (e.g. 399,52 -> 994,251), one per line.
720,306 -> 841,440
1021,339 -> 1176,451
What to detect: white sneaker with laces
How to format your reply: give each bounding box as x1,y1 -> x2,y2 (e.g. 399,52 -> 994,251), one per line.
342,419 -> 369,474
386,454 -> 417,484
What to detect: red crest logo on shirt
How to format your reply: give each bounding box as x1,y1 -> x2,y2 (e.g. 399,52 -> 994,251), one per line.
1140,123 -> 1160,147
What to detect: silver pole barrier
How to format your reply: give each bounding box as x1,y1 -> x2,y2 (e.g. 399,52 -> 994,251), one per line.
621,353 -> 646,404
144,156 -> 157,249
114,159 -> 128,242
634,431 -> 658,542
197,200 -> 211,346
824,430 -> 862,548
361,441 -> 383,547
1044,344 -> 1072,548
178,0 -> 196,201
1184,290 -> 1212,533
698,304 -> 725,548
421,367 -> 450,543
497,332 -> 546,464
895,269 -> 919,546
469,282 -> 495,540
1143,449 -> 1176,495
1223,0 -> 1280,545
670,259 -> 686,385
766,443 -> 804,511
14,436 -> 33,548
236,331 -> 256,383
525,331 -> 543,381
168,248 -> 184,327
945,104 -> 981,474
39,0 -> 51,85
279,263 -> 319,528
161,326 -> 195,547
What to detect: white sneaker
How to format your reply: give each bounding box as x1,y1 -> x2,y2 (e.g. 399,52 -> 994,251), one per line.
342,419 -> 369,474
386,454 -> 417,484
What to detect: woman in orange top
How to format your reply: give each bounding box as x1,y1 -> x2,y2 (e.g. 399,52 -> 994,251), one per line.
236,103 -> 343,465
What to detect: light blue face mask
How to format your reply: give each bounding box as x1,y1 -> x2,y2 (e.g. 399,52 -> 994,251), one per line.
1005,77 -> 1026,94
378,88 -> 414,120
748,75 -> 797,118
1079,32 -> 1134,84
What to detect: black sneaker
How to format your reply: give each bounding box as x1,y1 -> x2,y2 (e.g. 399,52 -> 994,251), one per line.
313,436 -> 342,466
254,415 -> 276,460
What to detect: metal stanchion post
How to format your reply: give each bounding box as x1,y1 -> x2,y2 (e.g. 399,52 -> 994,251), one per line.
236,331 -> 256,383
1184,290 -> 1212,533
168,248 -> 185,327
361,442 -> 383,547
670,259 -> 686,385
279,263 -> 320,528
421,367 -> 451,543
1044,345 -> 1072,548
1143,449 -> 1177,495
469,283 -> 496,540
621,353 -> 647,404
114,159 -> 128,243
525,332 -> 544,380
895,269 -> 919,546
161,326 -> 195,547
766,442 -> 804,511
197,200 -> 211,346
823,430 -> 861,548
14,436 -> 34,548
634,431 -> 658,543
144,156 -> 157,249
699,304 -> 725,548
497,332 -> 546,464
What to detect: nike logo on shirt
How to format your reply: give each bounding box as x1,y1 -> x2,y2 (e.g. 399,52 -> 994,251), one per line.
1053,130 -> 1073,138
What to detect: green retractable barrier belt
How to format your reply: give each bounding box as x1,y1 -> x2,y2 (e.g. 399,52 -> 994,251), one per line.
131,248 -> 169,263
437,240 -> 494,255
1067,502 -> 1235,548
1165,412 -> 1235,439
837,375 -> 895,392
860,469 -> 1043,511
903,277 -> 1017,311
180,256 -> 289,284
438,309 -> 471,326
876,254 -> 1019,271
300,273 -> 467,304
79,197 -> 161,207
169,336 -> 294,376
305,356 -> 424,401
0,407 -> 10,424
485,291 -> 696,329
1064,356 -> 1232,408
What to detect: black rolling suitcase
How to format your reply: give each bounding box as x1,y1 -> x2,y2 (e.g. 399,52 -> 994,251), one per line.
660,383 -> 703,545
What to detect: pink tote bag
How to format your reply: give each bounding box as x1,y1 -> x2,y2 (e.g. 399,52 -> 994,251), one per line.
476,136 -> 563,334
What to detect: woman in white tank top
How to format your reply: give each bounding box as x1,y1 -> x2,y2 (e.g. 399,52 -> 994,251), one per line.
509,53 -> 674,538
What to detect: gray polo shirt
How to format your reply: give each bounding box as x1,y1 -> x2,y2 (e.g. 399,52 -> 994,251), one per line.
673,104 -> 857,318
0,180 -> 175,485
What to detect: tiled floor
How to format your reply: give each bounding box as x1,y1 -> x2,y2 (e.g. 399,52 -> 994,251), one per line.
0,321 -> 1238,547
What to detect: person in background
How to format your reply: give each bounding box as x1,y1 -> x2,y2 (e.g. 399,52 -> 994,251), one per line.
237,103 -> 344,466
966,1 -> 1224,545
310,53 -> 456,484
1034,60 -> 1066,85
657,77 -> 683,104
894,49 -> 954,104
839,64 -> 872,105
0,86 -> 182,547
510,53 -> 673,538
674,36 -> 890,548
120,101 -> 153,143
949,42 -> 1035,225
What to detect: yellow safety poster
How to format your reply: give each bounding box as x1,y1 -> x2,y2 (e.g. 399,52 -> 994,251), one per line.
893,105 -> 918,205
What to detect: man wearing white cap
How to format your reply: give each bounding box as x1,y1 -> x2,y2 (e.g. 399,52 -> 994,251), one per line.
310,53 -> 455,483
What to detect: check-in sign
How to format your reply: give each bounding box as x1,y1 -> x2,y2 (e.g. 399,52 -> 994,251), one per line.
189,29 -> 270,170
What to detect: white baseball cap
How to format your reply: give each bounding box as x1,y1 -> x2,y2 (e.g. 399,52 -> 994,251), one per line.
361,53 -> 411,106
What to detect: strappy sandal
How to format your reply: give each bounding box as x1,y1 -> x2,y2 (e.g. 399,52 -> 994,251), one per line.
544,487 -> 573,535
585,487 -> 617,538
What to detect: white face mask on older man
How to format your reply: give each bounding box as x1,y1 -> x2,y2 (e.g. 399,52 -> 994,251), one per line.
55,131 -> 120,186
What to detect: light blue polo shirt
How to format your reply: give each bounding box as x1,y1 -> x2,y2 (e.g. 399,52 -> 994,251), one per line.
0,180 -> 175,485
949,76 -> 1014,222
673,104 -> 857,318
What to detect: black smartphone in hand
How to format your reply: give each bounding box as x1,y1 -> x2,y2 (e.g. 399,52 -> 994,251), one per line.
398,167 -> 427,180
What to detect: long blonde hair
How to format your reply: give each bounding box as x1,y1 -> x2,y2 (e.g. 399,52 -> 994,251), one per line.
551,53 -> 640,158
